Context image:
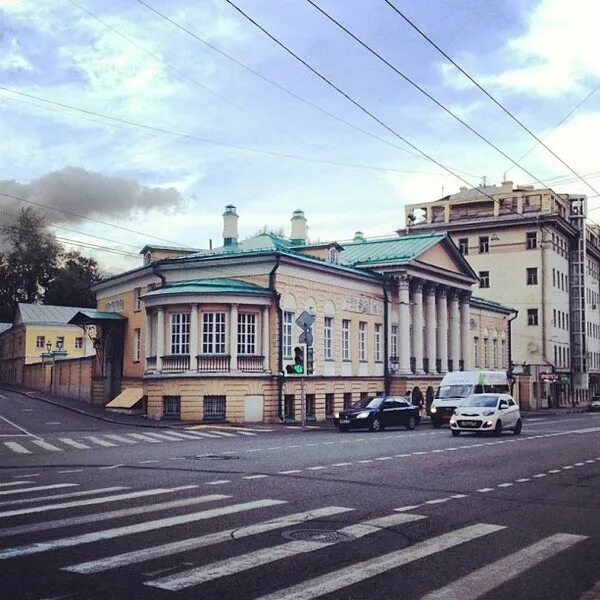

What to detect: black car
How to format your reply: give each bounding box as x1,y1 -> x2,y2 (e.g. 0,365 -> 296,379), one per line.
336,396 -> 420,432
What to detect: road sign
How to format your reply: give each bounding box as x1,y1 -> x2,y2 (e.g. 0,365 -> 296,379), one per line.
295,311 -> 315,331
299,330 -> 313,346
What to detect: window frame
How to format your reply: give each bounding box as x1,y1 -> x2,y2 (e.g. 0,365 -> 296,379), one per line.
283,311 -> 294,359
35,335 -> 45,349
527,308 -> 539,326
202,311 -> 227,355
170,312 -> 191,355
237,312 -> 257,355
359,321 -> 367,362
526,231 -> 537,250
323,316 -> 333,361
479,271 -> 490,288
134,287 -> 142,312
133,328 -> 141,362
526,267 -> 538,285
458,238 -> 469,255
479,236 -> 489,254
342,319 -> 351,361
374,323 -> 382,362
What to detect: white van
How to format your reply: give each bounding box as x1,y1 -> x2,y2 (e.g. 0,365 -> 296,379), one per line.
430,371 -> 510,428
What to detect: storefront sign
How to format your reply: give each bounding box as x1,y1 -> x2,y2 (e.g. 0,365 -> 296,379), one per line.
540,373 -> 559,382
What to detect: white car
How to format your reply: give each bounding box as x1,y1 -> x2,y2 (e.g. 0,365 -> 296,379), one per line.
449,393 -> 522,437
590,397 -> 600,412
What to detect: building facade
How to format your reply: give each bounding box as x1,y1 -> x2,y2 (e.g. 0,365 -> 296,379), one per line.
88,207 -> 514,423
404,181 -> 599,407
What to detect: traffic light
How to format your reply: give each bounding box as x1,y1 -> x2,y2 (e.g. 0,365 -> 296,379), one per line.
285,343 -> 306,376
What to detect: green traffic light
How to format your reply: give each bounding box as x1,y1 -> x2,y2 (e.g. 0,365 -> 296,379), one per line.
293,364 -> 304,374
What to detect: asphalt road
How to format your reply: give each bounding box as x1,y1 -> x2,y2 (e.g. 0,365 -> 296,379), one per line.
0,388 -> 599,600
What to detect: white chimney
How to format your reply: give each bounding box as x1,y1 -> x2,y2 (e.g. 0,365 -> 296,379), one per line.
353,231 -> 366,243
223,205 -> 239,247
290,209 -> 307,245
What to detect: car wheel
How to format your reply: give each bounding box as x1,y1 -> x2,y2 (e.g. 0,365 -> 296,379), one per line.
494,420 -> 503,437
405,416 -> 417,430
370,417 -> 383,432
432,419 -> 442,429
513,419 -> 522,435
451,430 -> 460,437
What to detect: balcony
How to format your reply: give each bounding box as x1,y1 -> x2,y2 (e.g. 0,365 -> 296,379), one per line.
237,355 -> 265,372
161,355 -> 190,373
198,355 -> 231,373
146,354 -> 266,374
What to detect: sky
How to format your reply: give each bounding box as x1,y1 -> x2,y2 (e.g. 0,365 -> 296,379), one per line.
1,0 -> 600,273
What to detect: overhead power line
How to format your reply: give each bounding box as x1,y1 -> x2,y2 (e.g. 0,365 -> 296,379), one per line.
0,85 -> 461,179
382,0 -> 600,198
303,0 -> 574,200
135,0 -> 479,178
0,189 -> 186,247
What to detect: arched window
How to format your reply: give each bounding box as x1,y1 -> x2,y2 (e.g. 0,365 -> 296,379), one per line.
327,247 -> 339,264
144,251 -> 152,266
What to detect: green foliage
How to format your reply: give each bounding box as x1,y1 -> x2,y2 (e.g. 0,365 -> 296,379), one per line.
44,251 -> 102,308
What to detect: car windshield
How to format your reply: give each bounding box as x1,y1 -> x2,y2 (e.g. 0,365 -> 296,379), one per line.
351,396 -> 383,409
461,395 -> 499,408
437,385 -> 473,399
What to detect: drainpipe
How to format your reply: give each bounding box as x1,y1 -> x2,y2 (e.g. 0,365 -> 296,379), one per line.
268,254 -> 283,420
383,275 -> 391,395
508,310 -> 519,396
151,262 -> 166,288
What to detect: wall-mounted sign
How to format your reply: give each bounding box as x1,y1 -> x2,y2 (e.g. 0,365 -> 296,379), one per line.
343,296 -> 384,316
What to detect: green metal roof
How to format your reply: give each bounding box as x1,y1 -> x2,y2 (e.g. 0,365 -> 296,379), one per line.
68,310 -> 127,326
143,278 -> 273,298
188,233 -> 293,259
470,296 -> 515,314
340,233 -> 447,267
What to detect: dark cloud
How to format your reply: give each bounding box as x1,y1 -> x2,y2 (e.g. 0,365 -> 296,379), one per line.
0,167 -> 184,225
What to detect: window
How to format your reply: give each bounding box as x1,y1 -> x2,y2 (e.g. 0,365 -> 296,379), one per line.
325,393 -> 334,417
305,394 -> 315,419
374,324 -> 382,362
474,336 -> 479,368
284,394 -> 295,420
75,337 -> 83,349
483,338 -> 489,368
283,312 -> 293,359
552,269 -> 556,287
390,324 -> 398,360
479,271 -> 490,288
458,238 -> 469,255
163,395 -> 181,419
237,313 -> 257,355
134,287 -> 141,311
204,395 -> 226,420
202,312 -> 227,354
56,336 -> 65,350
133,329 -> 141,362
526,267 -> 538,285
527,309 -> 539,326
327,247 -> 339,264
35,336 -> 45,349
526,231 -> 537,250
343,392 -> 352,409
493,339 -> 498,368
324,317 -> 333,360
170,313 -> 190,355
501,340 -> 506,368
359,321 -> 367,361
342,320 -> 351,361
479,236 -> 489,253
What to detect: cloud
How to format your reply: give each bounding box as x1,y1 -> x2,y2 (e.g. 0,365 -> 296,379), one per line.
0,167 -> 184,225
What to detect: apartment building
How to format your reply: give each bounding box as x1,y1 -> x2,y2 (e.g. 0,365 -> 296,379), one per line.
404,181 -> 600,408
83,206 -> 513,423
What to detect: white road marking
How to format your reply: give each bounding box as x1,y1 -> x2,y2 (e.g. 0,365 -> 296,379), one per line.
331,463 -> 352,467
147,512 -> 425,590
65,506 -> 352,575
0,483 -> 77,497
426,498 -> 451,505
563,465 -> 574,470
0,414 -> 41,439
128,433 -> 162,443
12,473 -> 38,478
548,469 -> 561,474
497,483 -> 514,488
141,432 -> 184,442
0,486 -> 196,518
207,430 -> 236,437
85,436 -> 117,448
0,487 -> 126,508
161,431 -> 204,441
45,421 -> 61,425
375,456 -> 393,461
533,473 -> 547,478
99,465 -> 122,470
0,481 -> 33,488
279,470 -> 302,474
139,460 -> 158,464
422,533 -> 587,600
394,505 -> 421,512
306,466 -> 326,471
516,478 -> 531,482
477,488 -> 494,493
59,438 -> 91,450
0,498 -> 284,559
57,469 -> 82,474
104,434 -> 138,444
243,475 -> 269,480
252,523 -> 505,600
235,431 -> 257,436
0,495 -> 221,539
31,440 -> 63,452
205,480 -> 230,485
183,431 -> 221,439
4,442 -> 31,454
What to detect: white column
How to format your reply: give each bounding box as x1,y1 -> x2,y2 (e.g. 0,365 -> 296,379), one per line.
230,303 -> 238,372
145,309 -> 152,365
398,275 -> 411,374
156,307 -> 165,373
460,292 -> 472,370
262,305 -> 270,371
425,284 -> 437,373
449,290 -> 461,371
412,280 -> 424,374
190,303 -> 199,372
436,287 -> 448,374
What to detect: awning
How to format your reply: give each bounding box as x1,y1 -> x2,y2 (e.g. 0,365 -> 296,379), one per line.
106,387 -> 144,409
69,310 -> 127,326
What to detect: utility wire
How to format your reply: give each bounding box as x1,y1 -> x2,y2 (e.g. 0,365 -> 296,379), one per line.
54,236 -> 141,258
382,0 -> 600,197
135,0 -> 479,178
0,189 -> 187,247
221,0 -> 532,212
0,86 -> 460,178
304,0 -> 571,200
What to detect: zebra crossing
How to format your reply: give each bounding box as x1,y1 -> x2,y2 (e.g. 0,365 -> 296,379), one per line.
0,427 -> 262,455
0,480 -> 591,599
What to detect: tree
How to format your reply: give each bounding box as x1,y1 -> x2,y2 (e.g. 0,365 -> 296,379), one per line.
44,251 -> 102,308
0,208 -> 62,320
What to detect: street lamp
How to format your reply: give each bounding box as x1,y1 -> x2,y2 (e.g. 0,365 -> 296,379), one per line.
46,341 -> 52,353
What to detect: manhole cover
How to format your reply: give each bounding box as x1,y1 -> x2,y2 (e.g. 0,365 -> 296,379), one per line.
282,529 -> 354,543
